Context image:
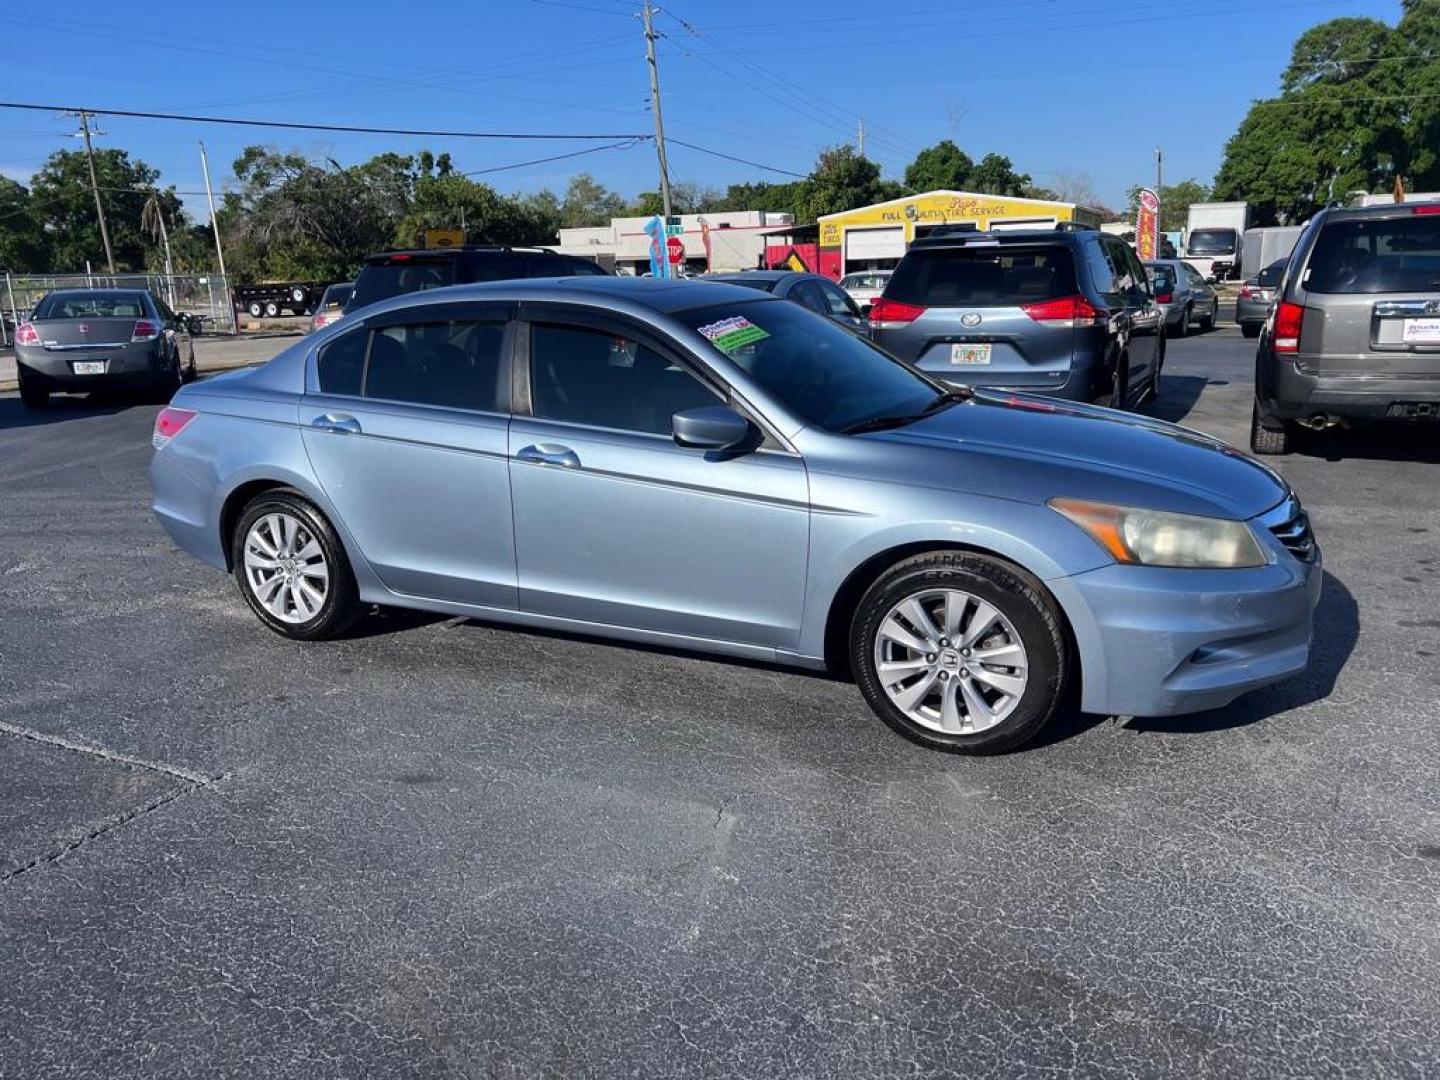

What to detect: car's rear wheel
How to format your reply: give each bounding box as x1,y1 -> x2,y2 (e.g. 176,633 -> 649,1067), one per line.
850,551 -> 1068,755
247,301 -> 264,319
1201,305 -> 1216,332
1092,352 -> 1130,410
232,491 -> 361,641
264,301 -> 281,318
1250,398 -> 1293,455
1178,305 -> 1192,337
18,373 -> 48,410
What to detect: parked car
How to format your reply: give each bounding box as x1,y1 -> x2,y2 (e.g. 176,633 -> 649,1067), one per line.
706,270 -> 867,331
15,289 -> 195,409
1237,259 -> 1288,338
838,270 -> 893,315
308,282 -> 354,333
1144,258 -> 1220,336
346,246 -> 609,314
1253,201 -> 1440,454
152,277 -> 1319,755
871,227 -> 1165,409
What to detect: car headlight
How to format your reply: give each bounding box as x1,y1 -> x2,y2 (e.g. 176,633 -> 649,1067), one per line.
1049,498 -> 1266,569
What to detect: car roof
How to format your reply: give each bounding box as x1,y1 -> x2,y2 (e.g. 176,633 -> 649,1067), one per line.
349,275 -> 783,318
909,227 -> 1087,250
40,288 -> 150,297
1323,201 -> 1440,221
706,271 -> 795,284
362,246 -> 573,261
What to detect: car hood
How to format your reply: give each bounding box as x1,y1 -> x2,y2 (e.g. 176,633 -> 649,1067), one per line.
865,390 -> 1289,521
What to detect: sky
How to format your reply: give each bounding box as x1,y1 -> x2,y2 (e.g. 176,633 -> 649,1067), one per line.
0,0 -> 1405,221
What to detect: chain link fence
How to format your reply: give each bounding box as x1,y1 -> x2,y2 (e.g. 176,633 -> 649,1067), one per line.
2,272 -> 236,344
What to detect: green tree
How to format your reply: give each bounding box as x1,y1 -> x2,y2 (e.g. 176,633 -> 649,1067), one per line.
560,173 -> 627,226
795,145 -> 886,222
967,153 -> 1032,197
0,176 -> 48,272
903,140 -> 974,192
28,148 -> 173,271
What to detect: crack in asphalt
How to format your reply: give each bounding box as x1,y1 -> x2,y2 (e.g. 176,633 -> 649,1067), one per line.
0,720 -> 227,884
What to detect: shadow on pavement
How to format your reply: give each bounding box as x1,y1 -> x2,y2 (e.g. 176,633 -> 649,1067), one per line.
1147,373 -> 1209,425
1293,423 -> 1440,465
0,393 -> 144,430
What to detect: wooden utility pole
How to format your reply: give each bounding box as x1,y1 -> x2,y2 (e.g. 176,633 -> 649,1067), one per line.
76,111 -> 116,274
641,0 -> 673,220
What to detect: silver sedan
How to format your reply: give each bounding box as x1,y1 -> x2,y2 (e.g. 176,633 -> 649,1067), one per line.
1144,259 -> 1220,336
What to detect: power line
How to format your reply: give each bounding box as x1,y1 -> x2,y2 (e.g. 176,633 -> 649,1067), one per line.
666,139 -> 806,179
0,101 -> 646,141
461,138 -> 645,176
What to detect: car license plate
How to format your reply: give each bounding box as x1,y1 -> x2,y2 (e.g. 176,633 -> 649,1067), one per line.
72,360 -> 107,375
1402,318 -> 1440,344
951,343 -> 991,365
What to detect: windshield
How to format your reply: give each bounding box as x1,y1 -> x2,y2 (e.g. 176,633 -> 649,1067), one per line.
1187,229 -> 1237,255
348,258 -> 457,311
887,246 -> 1076,307
1305,215 -> 1440,294
677,300 -> 941,433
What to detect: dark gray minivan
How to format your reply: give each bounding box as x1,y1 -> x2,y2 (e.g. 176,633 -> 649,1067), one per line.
870,227 -> 1165,409
1252,202 -> 1440,453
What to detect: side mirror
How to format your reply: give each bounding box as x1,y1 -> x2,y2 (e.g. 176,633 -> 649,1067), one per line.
672,405 -> 754,451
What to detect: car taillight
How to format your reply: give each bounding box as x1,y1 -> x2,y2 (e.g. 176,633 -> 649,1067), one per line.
868,297 -> 926,327
1238,283 -> 1254,300
1273,300 -> 1305,353
152,406 -> 197,448
14,321 -> 39,346
1021,294 -> 1100,327
132,319 -> 160,341
1155,292 -> 1173,304
1412,204 -> 1440,215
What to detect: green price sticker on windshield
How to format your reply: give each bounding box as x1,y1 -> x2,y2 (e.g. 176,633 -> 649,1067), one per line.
697,316 -> 770,353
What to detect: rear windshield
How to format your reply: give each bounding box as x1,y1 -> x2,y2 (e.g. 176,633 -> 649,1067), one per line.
716,277 -> 776,293
1305,215 -> 1440,294
885,246 -> 1077,307
33,293 -> 149,319
348,259 -> 457,311
1145,265 -> 1177,291
320,284 -> 353,310
1187,229 -> 1237,255
1257,260 -> 1287,287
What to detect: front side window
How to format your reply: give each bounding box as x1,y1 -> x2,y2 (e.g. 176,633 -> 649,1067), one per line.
365,320 -> 505,411
529,324 -> 720,435
678,300 -> 941,433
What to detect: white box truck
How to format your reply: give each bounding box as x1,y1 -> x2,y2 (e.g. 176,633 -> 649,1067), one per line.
1183,202 -> 1250,281
1241,225 -> 1303,279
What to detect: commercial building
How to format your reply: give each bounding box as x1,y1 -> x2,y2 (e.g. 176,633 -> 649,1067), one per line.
548,210 -> 793,275
765,190 -> 1103,279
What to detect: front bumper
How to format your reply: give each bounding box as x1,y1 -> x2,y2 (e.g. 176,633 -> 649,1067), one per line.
1263,359 -> 1440,421
1050,530 -> 1322,717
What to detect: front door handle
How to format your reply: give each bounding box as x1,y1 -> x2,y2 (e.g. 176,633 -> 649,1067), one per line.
311,412 -> 362,435
516,443 -> 580,469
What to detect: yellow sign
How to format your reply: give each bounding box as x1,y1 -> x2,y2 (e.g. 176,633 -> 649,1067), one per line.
818,191 -> 1089,249
424,228 -> 466,249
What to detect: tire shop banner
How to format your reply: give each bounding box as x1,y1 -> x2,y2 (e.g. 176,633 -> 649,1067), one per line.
1135,188 -> 1160,261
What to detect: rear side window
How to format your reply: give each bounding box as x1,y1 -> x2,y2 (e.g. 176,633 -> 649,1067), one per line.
1305,215 -> 1440,294
365,320 -> 505,412
317,327 -> 367,396
349,259 -> 457,311
887,246 -> 1077,307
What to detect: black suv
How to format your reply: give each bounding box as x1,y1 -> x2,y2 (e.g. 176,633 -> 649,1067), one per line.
870,226 -> 1164,409
346,246 -> 609,314
1252,202 -> 1440,454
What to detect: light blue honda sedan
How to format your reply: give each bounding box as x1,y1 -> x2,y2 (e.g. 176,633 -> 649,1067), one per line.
151,277 -> 1321,754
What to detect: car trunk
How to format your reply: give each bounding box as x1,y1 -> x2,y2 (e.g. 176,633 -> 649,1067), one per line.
32,317 -> 144,351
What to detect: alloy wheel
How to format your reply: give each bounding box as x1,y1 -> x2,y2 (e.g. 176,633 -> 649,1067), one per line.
242,512 -> 330,624
872,588 -> 1029,734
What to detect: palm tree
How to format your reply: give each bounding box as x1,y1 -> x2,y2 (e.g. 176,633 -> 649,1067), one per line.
141,190 -> 176,307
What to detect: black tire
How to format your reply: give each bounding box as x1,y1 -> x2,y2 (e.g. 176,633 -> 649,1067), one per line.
1242,322 -> 1261,339
231,490 -> 362,641
850,551 -> 1069,755
1178,305 -> 1192,337
1091,351 -> 1130,410
1250,398 -> 1292,455
247,301 -> 264,318
264,301 -> 281,318
1201,305 -> 1216,332
18,374 -> 48,410
1147,334 -> 1165,401
184,349 -> 198,383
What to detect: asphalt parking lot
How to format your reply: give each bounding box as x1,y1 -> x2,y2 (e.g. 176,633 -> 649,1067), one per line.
1,326 -> 1438,1077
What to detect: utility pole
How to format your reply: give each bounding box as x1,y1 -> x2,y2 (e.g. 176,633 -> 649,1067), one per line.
198,141 -> 228,281
74,111 -> 116,275
858,118 -> 865,158
641,0 -> 673,220
1155,146 -> 1163,196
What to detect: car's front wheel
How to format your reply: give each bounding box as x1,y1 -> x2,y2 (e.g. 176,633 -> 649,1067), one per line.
232,491 -> 361,640
850,551 -> 1069,754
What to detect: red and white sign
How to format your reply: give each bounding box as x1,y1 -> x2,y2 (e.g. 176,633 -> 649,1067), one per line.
667,234 -> 685,265
1135,188 -> 1160,261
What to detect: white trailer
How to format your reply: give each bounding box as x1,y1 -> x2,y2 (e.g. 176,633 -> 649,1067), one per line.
1183,202 -> 1250,281
1241,226 -> 1303,279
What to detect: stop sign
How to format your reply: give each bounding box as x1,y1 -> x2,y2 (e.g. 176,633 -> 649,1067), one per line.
666,234 -> 685,265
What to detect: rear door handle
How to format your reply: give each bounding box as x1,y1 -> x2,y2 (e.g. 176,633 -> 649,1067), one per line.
516,443 -> 580,469
311,413 -> 362,435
